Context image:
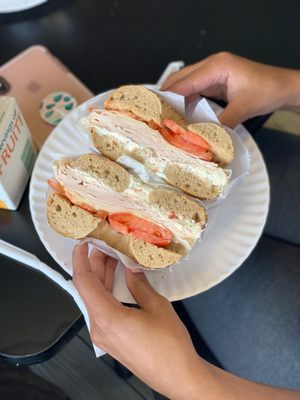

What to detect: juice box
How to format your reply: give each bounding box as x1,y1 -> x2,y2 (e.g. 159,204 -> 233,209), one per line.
0,96 -> 36,210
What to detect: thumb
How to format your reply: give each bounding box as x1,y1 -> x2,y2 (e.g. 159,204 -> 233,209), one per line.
125,268 -> 162,310
218,99 -> 250,128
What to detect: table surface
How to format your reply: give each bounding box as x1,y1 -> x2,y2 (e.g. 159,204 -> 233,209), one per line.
1,0 -> 300,365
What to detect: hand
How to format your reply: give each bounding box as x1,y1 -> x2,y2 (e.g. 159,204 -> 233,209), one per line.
72,244 -> 208,400
161,52 -> 300,127
72,244 -> 300,400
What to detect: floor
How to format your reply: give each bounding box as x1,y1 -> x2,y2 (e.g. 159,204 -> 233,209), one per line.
31,327 -> 160,400
0,299 -> 220,400
0,326 -> 163,400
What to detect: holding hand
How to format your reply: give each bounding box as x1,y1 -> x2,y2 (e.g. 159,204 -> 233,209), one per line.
72,244 -> 209,400
162,52 -> 300,127
72,244 -> 300,400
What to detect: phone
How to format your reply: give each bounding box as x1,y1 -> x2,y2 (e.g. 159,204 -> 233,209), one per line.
0,45 -> 94,149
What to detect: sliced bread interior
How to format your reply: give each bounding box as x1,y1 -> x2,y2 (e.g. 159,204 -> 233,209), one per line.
149,188 -> 207,229
164,163 -> 223,200
70,154 -> 130,192
47,192 -> 99,239
104,85 -> 162,126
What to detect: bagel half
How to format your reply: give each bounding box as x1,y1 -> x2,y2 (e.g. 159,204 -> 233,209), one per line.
47,154 -> 207,269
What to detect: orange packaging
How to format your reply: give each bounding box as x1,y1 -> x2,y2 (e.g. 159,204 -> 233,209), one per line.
0,96 -> 36,210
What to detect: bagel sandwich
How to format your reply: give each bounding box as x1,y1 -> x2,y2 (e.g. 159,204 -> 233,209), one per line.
47,154 -> 207,269
80,85 -> 233,200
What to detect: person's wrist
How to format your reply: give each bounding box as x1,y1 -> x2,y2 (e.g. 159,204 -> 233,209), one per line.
280,69 -> 300,113
165,354 -> 220,400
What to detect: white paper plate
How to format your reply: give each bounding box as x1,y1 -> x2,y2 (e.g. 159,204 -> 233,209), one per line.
29,89 -> 269,303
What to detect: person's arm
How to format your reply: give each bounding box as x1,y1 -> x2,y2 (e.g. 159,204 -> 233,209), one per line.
161,52 -> 300,128
72,244 -> 300,400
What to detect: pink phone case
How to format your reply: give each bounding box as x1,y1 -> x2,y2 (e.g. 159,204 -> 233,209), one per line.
0,45 -> 94,149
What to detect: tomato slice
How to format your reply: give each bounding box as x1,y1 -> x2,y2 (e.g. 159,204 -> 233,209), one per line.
95,210 -> 108,219
163,119 -> 211,150
108,213 -> 172,247
103,105 -> 143,121
119,110 -> 144,122
48,179 -> 64,194
89,107 -> 101,113
104,107 -> 160,130
160,119 -> 213,161
119,111 -> 160,130
76,201 -> 97,214
64,190 -> 77,205
160,126 -> 213,160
